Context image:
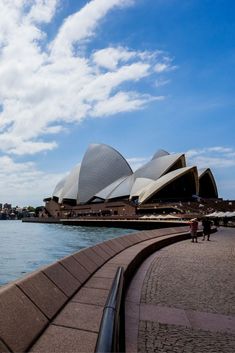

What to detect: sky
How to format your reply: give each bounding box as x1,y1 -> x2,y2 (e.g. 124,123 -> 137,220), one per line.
0,0 -> 235,206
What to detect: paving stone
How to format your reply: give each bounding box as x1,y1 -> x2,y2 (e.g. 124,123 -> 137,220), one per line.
53,302 -> 103,333
107,246 -> 139,265
43,262 -> 81,297
140,304 -> 190,327
138,321 -> 235,353
124,233 -> 142,245
60,256 -> 90,284
108,252 -> 136,266
31,325 -> 97,353
104,241 -> 122,254
84,276 -> 113,290
120,233 -> 138,246
94,263 -> 120,278
134,233 -> 148,242
72,287 -> 109,306
186,309 -> 235,334
83,247 -> 105,267
106,239 -> 125,252
138,232 -> 152,241
115,236 -> 131,248
0,285 -> 48,352
73,251 -> 98,274
138,231 -> 155,240
135,227 -> 235,353
96,243 -> 116,257
17,271 -> 67,319
92,245 -> 111,260
141,228 -> 235,316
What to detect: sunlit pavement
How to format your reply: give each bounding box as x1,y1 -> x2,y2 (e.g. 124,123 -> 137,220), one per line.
125,227 -> 235,353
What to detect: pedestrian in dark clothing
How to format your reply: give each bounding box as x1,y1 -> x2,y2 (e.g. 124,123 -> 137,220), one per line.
189,218 -> 198,243
202,218 -> 212,241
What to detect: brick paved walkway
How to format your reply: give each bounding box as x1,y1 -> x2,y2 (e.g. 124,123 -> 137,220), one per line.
125,227 -> 235,353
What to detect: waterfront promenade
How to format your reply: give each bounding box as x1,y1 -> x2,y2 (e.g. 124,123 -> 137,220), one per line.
0,226 -> 189,352
1,226 -> 234,352
126,227 -> 235,353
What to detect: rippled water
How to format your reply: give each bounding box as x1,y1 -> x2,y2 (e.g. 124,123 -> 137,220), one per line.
0,220 -> 135,286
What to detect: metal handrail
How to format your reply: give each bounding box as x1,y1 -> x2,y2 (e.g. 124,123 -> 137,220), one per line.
95,266 -> 125,353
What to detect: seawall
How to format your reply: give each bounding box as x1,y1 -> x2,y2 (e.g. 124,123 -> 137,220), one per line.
0,226 -> 193,352
22,217 -> 188,229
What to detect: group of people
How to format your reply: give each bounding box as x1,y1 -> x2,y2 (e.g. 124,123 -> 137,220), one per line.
189,217 -> 213,243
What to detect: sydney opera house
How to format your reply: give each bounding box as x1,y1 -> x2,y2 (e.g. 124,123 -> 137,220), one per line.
44,144 -> 218,218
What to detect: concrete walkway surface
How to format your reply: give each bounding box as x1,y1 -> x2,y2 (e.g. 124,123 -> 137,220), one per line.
125,227 -> 235,353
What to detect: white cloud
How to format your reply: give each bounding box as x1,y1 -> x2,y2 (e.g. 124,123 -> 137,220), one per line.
207,147 -> 233,153
154,59 -> 177,73
91,92 -> 164,117
190,156 -> 235,169
0,156 -> 65,206
155,78 -> 170,88
155,63 -> 169,73
0,0 -> 173,156
27,0 -> 59,24
51,0 -> 134,57
93,47 -> 138,70
185,146 -> 235,169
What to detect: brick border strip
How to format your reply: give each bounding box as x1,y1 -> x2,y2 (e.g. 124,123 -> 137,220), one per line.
0,226 -> 190,353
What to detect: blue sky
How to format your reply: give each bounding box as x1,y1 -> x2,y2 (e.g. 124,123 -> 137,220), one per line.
0,0 -> 235,206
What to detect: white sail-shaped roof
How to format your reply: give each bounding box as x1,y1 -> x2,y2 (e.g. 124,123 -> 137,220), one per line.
107,175 -> 135,200
138,166 -> 198,204
87,153 -> 186,202
198,168 -> 216,180
151,149 -> 169,160
130,177 -> 154,198
48,144 -> 219,206
59,165 -> 80,202
52,176 -> 67,200
78,144 -> 133,204
95,176 -> 127,200
134,153 -> 186,180
198,169 -> 206,178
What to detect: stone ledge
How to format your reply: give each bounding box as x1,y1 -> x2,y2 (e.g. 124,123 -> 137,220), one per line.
0,226 -> 190,352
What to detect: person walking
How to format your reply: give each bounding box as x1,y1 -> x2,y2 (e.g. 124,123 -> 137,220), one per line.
189,218 -> 198,243
202,217 -> 212,241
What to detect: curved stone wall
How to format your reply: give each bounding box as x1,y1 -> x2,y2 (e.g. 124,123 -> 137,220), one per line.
0,226 -> 191,353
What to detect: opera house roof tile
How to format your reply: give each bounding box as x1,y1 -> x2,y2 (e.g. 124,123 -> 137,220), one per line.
130,177 -> 154,198
52,176 -> 67,200
138,166 -> 199,204
59,165 -> 80,203
95,176 -> 128,200
78,144 -> 133,204
107,174 -> 135,200
151,149 -> 170,160
134,153 -> 186,180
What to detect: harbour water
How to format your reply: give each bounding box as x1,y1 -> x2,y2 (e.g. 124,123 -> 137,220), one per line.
0,220 -> 135,286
